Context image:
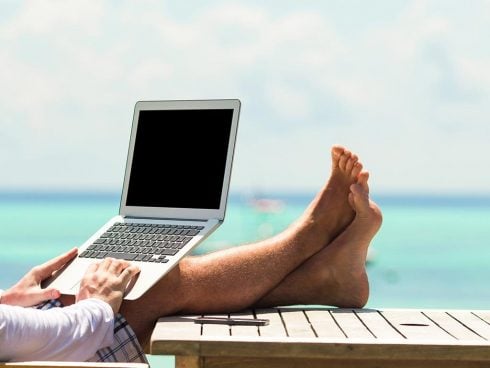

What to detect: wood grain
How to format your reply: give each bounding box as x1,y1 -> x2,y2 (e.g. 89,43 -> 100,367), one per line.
150,308 -> 490,368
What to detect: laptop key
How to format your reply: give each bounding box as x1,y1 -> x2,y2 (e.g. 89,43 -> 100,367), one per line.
160,249 -> 179,256
94,251 -> 106,259
79,251 -> 92,258
105,252 -> 137,261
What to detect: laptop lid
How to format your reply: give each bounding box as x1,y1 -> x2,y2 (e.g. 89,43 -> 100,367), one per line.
119,99 -> 240,221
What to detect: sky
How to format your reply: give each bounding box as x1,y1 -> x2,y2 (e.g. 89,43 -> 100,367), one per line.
0,0 -> 489,195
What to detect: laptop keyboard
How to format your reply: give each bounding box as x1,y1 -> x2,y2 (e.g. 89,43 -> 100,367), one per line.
79,222 -> 204,263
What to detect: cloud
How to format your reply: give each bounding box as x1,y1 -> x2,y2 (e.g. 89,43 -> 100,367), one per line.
0,0 -> 489,193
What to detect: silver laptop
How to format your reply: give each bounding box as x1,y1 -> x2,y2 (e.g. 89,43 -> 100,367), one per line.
45,99 -> 240,300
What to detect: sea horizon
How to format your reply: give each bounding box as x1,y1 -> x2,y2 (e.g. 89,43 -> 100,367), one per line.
0,190 -> 490,207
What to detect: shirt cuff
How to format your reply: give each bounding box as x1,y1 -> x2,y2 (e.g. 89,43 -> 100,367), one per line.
77,297 -> 115,319
74,298 -> 116,350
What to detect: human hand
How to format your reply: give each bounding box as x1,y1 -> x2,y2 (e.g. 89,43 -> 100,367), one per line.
1,247 -> 78,307
76,258 -> 140,314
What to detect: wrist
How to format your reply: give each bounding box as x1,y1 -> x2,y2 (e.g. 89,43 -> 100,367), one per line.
0,289 -> 8,304
0,289 -> 14,305
0,289 -> 7,304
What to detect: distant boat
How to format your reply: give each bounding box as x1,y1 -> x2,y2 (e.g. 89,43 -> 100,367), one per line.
249,198 -> 285,214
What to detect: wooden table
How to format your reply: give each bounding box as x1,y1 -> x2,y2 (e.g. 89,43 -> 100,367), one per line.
1,363 -> 147,368
150,307 -> 490,368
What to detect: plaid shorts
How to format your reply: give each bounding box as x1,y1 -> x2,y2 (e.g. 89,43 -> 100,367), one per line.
37,300 -> 148,364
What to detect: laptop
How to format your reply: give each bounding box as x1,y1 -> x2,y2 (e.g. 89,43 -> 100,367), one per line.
44,99 -> 241,300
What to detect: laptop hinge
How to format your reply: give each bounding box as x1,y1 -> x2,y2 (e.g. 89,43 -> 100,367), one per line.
124,216 -> 220,222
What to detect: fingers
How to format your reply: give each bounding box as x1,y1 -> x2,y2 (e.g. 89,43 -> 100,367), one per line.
88,262 -> 99,273
77,259 -> 140,312
120,265 -> 141,286
39,287 -> 61,301
6,286 -> 61,307
92,258 -> 136,284
108,258 -> 129,274
97,257 -> 129,273
79,262 -> 99,286
35,248 -> 78,280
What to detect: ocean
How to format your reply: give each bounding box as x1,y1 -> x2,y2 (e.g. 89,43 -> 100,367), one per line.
1,192 -> 488,366
1,191 -> 488,310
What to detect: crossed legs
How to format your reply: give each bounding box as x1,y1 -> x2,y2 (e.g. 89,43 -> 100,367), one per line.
119,145 -> 382,349
256,171 -> 382,308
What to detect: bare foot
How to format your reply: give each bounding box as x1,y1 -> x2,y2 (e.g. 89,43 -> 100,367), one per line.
256,172 -> 382,308
290,145 -> 363,248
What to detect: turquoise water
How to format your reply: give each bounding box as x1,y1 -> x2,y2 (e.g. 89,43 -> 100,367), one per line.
1,192 -> 488,367
1,192 -> 489,309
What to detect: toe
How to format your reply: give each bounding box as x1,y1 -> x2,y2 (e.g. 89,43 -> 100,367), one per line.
332,145 -> 345,156
358,172 -> 370,193
339,151 -> 350,170
352,162 -> 363,179
331,145 -> 344,168
345,154 -> 357,172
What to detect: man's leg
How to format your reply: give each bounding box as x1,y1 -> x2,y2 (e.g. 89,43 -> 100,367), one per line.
255,172 -> 382,308
119,145 -> 363,348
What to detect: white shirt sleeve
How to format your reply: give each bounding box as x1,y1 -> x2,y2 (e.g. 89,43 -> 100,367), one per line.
0,298 -> 114,362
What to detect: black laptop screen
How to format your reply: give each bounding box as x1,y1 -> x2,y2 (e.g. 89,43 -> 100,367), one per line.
125,109 -> 233,209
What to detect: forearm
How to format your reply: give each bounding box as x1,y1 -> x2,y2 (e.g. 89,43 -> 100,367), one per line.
0,299 -> 114,362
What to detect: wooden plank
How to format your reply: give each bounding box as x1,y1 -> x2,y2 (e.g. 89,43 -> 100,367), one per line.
424,311 -> 487,342
279,308 -> 316,338
355,309 -> 405,340
201,356 -> 490,368
197,339 -> 490,361
150,315 -> 202,355
473,311 -> 490,325
448,311 -> 490,340
151,315 -> 202,340
255,308 -> 287,338
175,356 -> 202,368
330,309 -> 375,339
229,310 -> 260,337
381,310 -> 454,341
200,314 -> 231,337
304,308 -> 346,339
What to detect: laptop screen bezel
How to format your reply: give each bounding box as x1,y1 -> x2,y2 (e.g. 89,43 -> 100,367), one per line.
119,99 -> 240,221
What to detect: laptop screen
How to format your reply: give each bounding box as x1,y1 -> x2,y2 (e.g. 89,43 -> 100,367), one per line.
125,109 -> 233,210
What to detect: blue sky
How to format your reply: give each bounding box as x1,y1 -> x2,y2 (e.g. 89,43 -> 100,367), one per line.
0,0 -> 489,194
